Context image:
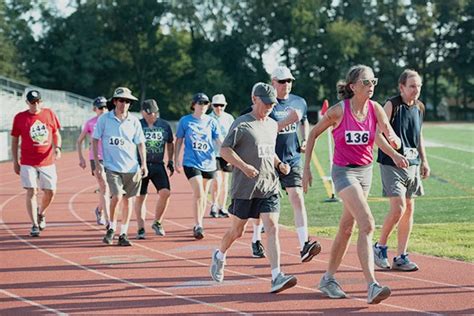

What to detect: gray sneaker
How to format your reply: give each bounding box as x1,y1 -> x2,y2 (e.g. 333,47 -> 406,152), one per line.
270,272 -> 297,293
151,221 -> 165,236
210,249 -> 225,282
136,228 -> 146,240
193,226 -> 204,240
30,225 -> 40,237
373,243 -> 391,269
367,282 -> 391,304
319,276 -> 347,299
38,214 -> 46,231
392,254 -> 419,271
103,228 -> 114,245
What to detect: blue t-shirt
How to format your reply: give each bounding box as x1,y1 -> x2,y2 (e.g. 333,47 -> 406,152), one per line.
270,94 -> 308,166
140,118 -> 173,164
208,111 -> 234,157
93,111 -> 145,173
176,114 -> 220,171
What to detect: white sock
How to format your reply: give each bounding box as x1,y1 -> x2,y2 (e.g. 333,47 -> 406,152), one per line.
323,272 -> 334,280
252,223 -> 263,243
120,224 -> 129,235
296,226 -> 308,250
216,250 -> 226,261
110,222 -> 117,231
377,243 -> 387,248
271,268 -> 281,281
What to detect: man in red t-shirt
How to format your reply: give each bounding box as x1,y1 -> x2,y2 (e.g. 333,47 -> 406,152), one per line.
11,90 -> 62,237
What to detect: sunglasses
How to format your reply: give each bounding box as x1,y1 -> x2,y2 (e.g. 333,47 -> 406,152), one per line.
197,101 -> 210,105
359,78 -> 378,86
213,104 -> 225,107
117,98 -> 131,104
277,79 -> 293,84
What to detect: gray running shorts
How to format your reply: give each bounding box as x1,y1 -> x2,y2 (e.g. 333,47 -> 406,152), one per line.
279,164 -> 303,189
380,164 -> 424,198
106,169 -> 142,198
332,164 -> 373,193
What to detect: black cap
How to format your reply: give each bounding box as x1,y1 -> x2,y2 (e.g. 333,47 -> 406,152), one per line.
26,90 -> 41,103
93,96 -> 107,108
192,93 -> 210,104
253,83 -> 277,104
142,99 -> 159,114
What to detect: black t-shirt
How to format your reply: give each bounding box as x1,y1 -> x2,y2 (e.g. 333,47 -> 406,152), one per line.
140,118 -> 173,164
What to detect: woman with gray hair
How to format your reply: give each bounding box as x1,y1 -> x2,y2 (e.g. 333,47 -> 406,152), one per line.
303,65 -> 408,304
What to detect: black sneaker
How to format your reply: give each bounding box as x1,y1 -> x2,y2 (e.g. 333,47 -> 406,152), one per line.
300,240 -> 322,263
118,234 -> 132,246
209,205 -> 218,218
151,221 -> 165,236
252,240 -> 265,258
218,209 -> 229,218
136,228 -> 146,240
30,225 -> 40,237
38,214 -> 46,231
103,228 -> 114,245
193,226 -> 204,240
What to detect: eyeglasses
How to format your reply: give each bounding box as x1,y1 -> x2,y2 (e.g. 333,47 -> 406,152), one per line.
117,98 -> 131,104
359,78 -> 378,86
277,79 -> 293,84
197,101 -> 210,105
213,104 -> 225,107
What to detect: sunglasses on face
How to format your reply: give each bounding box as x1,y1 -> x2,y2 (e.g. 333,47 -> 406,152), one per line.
359,78 -> 378,86
213,104 -> 225,108
117,98 -> 131,104
277,79 -> 293,84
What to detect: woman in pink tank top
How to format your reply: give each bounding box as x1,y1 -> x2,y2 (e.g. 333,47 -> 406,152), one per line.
302,65 -> 408,304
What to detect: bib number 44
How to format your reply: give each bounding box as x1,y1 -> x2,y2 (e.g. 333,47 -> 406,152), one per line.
345,131 -> 369,145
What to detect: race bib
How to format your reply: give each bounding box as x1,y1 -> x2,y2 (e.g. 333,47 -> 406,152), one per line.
279,123 -> 297,135
145,131 -> 163,141
345,131 -> 369,145
404,147 -> 419,160
30,120 -> 49,145
108,136 -> 126,146
258,144 -> 274,158
192,141 -> 209,152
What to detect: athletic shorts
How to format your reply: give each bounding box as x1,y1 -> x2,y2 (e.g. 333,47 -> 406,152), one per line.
332,164 -> 373,193
90,160 -> 103,176
279,164 -> 303,189
216,157 -> 233,173
380,164 -> 424,198
183,166 -> 216,180
106,169 -> 142,198
228,194 -> 280,220
20,164 -> 57,190
139,163 -> 170,195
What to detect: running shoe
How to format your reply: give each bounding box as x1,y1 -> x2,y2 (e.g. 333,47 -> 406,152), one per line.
118,234 -> 132,246
136,228 -> 146,240
319,275 -> 346,299
210,249 -> 225,282
209,204 -> 218,218
251,240 -> 265,258
300,240 -> 322,263
270,272 -> 297,293
30,225 -> 40,237
367,282 -> 391,304
373,243 -> 391,269
218,208 -> 229,218
151,221 -> 165,236
392,254 -> 419,271
38,214 -> 46,231
193,226 -> 204,240
103,228 -> 114,245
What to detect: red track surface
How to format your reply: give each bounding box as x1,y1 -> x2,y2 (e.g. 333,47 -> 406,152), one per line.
1,152 -> 473,315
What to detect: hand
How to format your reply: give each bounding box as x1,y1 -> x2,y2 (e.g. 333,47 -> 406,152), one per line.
286,108 -> 302,125
13,161 -> 20,175
141,166 -> 148,178
387,134 -> 401,150
167,161 -> 175,176
277,162 -> 291,175
393,153 -> 409,168
242,164 -> 259,178
79,157 -> 86,169
421,161 -> 431,179
299,140 -> 307,153
175,161 -> 182,174
55,148 -> 62,160
302,167 -> 313,193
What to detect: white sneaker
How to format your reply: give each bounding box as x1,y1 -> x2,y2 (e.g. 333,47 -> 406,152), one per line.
210,249 -> 225,282
373,243 -> 391,269
367,282 -> 391,304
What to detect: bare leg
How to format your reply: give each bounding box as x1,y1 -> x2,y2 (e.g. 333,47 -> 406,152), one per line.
155,189 -> 171,222
286,186 -> 308,248
134,195 -> 147,229
397,198 -> 414,255
26,188 -> 38,226
38,189 -> 55,216
260,212 -> 280,270
188,176 -> 205,227
219,215 -> 248,253
378,196 -> 406,245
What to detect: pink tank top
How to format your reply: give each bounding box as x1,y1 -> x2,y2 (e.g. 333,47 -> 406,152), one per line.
83,116 -> 103,160
332,99 -> 377,166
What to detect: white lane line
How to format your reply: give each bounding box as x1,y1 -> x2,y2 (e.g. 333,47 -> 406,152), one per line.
425,140 -> 474,153
68,188 -> 441,315
0,288 -> 67,316
429,154 -> 474,170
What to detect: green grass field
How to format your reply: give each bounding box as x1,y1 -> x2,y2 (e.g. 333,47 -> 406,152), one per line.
278,123 -> 474,262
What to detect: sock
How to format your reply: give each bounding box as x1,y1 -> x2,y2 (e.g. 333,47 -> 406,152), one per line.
271,268 -> 281,281
110,222 -> 117,231
323,272 -> 334,280
252,223 -> 263,243
376,243 -> 387,248
216,250 -> 226,261
120,223 -> 129,235
296,226 -> 308,250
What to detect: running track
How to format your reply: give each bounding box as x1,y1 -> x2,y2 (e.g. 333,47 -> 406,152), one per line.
1,153 -> 473,315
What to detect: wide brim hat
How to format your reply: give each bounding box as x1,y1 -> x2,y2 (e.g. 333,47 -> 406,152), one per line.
110,87 -> 138,101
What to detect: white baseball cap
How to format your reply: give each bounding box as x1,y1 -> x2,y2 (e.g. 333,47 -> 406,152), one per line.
211,94 -> 227,105
271,66 -> 295,80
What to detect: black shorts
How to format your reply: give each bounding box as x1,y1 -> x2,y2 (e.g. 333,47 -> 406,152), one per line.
139,163 -> 170,195
228,194 -> 280,220
90,160 -> 103,176
183,166 -> 216,180
216,157 -> 233,173
279,164 -> 303,189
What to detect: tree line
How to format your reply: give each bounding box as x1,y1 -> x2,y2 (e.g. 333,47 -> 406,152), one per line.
1,0 -> 472,120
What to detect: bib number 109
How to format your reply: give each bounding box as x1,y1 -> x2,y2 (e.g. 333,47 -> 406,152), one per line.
345,131 -> 369,145
109,137 -> 125,146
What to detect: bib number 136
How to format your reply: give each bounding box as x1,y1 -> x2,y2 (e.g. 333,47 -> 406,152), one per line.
345,131 -> 369,145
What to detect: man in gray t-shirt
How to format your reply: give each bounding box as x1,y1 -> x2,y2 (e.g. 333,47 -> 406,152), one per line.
210,82 -> 298,294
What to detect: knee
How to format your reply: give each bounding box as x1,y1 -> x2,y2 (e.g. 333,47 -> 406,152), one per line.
43,189 -> 55,198
159,189 -> 171,199
263,221 -> 278,236
340,221 -> 355,238
390,199 -> 407,219
358,216 -> 375,235
231,226 -> 246,239
26,189 -> 37,199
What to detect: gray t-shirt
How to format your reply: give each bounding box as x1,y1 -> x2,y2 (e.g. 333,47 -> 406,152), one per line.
222,113 -> 280,199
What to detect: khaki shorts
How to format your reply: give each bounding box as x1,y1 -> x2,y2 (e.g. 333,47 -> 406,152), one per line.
380,164 -> 424,198
106,169 -> 142,198
20,164 -> 57,190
